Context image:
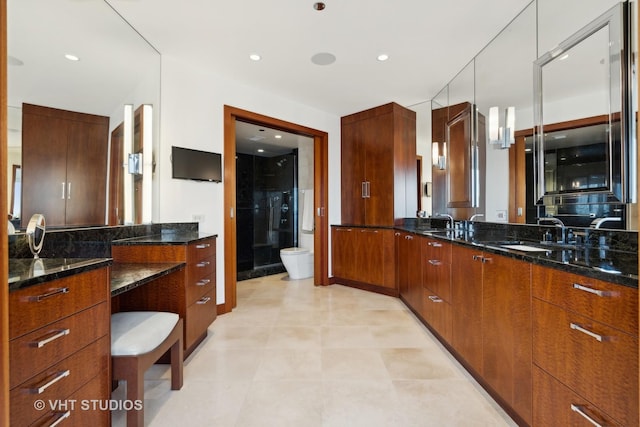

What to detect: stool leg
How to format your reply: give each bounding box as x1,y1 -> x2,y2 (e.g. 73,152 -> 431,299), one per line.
170,337 -> 183,390
126,359 -> 145,427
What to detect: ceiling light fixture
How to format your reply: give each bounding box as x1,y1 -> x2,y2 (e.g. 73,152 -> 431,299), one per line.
249,54 -> 261,61
311,52 -> 336,66
64,54 -> 80,61
257,149 -> 265,153
275,135 -> 282,139
377,54 -> 389,62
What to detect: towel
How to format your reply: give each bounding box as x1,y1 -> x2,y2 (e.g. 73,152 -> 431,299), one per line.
301,189 -> 314,232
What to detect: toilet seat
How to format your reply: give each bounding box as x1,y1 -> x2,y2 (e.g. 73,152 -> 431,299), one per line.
280,247 -> 309,255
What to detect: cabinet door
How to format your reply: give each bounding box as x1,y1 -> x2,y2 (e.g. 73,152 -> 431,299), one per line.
446,105 -> 474,209
362,112 -> 394,226
21,112 -> 68,227
355,228 -> 386,286
340,122 -> 366,225
450,244 -> 483,373
482,254 -> 532,425
397,232 -> 422,312
65,119 -> 108,226
332,227 -> 357,281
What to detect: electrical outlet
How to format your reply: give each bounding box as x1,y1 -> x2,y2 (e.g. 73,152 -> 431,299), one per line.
192,214 -> 205,222
496,210 -> 507,222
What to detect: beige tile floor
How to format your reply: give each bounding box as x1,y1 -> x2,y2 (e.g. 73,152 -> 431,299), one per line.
112,273 -> 517,426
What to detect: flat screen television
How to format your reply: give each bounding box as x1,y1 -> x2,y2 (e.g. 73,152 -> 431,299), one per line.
171,146 -> 222,182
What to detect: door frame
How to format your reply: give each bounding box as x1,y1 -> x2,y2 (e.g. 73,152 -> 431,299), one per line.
222,105 -> 329,313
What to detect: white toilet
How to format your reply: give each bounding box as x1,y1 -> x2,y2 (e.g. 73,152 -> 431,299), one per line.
280,247 -> 314,279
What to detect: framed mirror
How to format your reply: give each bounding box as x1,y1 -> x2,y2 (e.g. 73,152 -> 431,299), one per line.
7,0 -> 161,228
533,2 -> 631,206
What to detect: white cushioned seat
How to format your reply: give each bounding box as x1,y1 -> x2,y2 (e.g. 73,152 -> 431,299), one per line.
111,311 -> 180,356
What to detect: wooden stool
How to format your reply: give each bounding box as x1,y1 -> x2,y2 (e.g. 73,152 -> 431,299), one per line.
111,311 -> 184,427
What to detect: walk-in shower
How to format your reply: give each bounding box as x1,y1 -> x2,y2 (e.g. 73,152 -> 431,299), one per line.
236,151 -> 298,280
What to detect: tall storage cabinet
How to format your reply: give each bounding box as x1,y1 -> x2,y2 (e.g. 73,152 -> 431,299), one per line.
340,102 -> 417,226
333,103 -> 416,294
21,104 -> 109,227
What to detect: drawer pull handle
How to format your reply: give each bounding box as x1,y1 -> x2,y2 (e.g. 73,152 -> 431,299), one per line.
196,261 -> 211,268
31,329 -> 70,348
570,404 -> 603,427
472,255 -> 482,261
570,323 -> 604,342
428,242 -> 443,247
196,279 -> 211,286
481,257 -> 492,264
428,295 -> 443,303
30,370 -> 70,394
428,260 -> 442,266
28,287 -> 69,302
572,283 -> 612,298
196,243 -> 211,249
405,235 -> 413,240
196,296 -> 211,305
48,411 -> 71,427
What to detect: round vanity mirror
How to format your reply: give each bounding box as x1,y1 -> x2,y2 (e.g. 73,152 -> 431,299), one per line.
26,213 -> 46,259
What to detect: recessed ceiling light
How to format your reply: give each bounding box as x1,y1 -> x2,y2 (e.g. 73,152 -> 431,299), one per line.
257,149 -> 265,153
377,54 -> 389,62
249,54 -> 261,61
65,54 -> 80,61
275,135 -> 282,139
311,52 -> 336,66
313,2 -> 326,11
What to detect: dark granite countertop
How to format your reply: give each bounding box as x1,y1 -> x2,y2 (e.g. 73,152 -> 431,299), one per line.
396,225 -> 638,289
110,262 -> 186,297
112,231 -> 217,246
9,258 -> 113,292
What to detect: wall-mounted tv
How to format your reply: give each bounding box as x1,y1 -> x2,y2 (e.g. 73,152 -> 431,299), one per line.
171,146 -> 222,182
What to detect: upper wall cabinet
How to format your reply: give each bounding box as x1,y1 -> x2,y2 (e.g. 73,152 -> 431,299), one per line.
341,103 -> 417,226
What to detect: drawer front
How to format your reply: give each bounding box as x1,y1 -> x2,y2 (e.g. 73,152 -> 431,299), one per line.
423,259 -> 451,302
533,299 -> 638,426
185,270 -> 215,305
10,302 -> 109,389
422,238 -> 451,264
30,370 -> 110,427
533,366 -> 623,427
532,265 -> 638,336
187,238 -> 216,263
10,336 -> 110,426
185,289 -> 217,348
422,289 -> 452,342
9,267 -> 109,339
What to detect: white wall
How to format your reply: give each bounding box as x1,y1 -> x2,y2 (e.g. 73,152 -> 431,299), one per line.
155,56 -> 341,304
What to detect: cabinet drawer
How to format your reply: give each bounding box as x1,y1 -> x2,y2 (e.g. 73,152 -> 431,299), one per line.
533,299 -> 638,426
185,289 -> 217,348
30,369 -> 110,427
186,255 -> 215,284
9,268 -> 109,339
185,271 -> 215,306
10,302 -> 109,389
422,238 -> 451,264
533,366 -> 623,427
532,265 -> 638,336
10,336 -> 109,426
422,289 -> 452,342
423,258 -> 451,302
187,239 -> 216,262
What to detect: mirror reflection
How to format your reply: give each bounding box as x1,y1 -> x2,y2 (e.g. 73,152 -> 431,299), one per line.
7,0 -> 161,228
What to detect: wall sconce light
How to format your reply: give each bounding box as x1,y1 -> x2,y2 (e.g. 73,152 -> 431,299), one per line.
432,142 -> 446,170
489,106 -> 515,149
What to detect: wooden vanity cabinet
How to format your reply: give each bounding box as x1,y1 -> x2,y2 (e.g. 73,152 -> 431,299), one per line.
421,237 -> 452,341
396,231 -> 423,313
8,267 -> 111,426
532,265 -> 638,427
112,236 -> 218,357
340,102 -> 417,226
332,226 -> 396,293
21,103 -> 109,227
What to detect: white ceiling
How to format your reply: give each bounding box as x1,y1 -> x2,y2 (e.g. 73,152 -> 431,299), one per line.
107,0 -> 533,116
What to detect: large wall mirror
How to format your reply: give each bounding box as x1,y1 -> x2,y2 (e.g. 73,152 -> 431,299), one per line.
7,0 -> 160,228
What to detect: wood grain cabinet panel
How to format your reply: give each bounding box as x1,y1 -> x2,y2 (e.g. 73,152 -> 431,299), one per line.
397,231 -> 423,313
421,237 -> 452,341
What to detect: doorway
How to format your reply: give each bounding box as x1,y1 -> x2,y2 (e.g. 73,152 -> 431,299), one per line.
223,106 -> 329,313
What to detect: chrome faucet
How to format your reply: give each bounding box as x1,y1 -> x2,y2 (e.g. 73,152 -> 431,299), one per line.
590,217 -> 622,229
469,213 -> 484,221
435,213 -> 454,229
537,217 -> 565,227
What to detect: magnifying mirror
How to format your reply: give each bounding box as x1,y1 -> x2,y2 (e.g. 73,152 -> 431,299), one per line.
26,213 -> 46,259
